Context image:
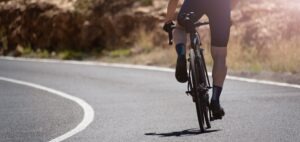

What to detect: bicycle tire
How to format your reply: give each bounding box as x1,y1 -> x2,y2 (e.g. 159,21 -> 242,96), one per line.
203,97 -> 211,128
195,49 -> 211,129
189,49 -> 205,132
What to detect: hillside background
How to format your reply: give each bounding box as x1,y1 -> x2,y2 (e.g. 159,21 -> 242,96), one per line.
0,0 -> 300,83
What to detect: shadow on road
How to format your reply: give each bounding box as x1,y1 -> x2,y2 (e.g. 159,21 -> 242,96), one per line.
145,128 -> 220,137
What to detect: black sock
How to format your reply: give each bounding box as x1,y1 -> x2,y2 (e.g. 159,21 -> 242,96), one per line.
176,43 -> 185,56
211,85 -> 223,103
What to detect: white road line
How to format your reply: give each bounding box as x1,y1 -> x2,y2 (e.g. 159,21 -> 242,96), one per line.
0,76 -> 95,142
1,56 -> 300,89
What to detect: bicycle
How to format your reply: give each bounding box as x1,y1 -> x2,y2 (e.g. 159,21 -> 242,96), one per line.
165,12 -> 213,132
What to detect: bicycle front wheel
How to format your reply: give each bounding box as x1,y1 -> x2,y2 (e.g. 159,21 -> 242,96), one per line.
189,49 -> 205,132
195,49 -> 211,129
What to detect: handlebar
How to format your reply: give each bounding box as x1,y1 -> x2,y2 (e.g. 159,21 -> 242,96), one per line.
167,27 -> 175,45
163,22 -> 176,45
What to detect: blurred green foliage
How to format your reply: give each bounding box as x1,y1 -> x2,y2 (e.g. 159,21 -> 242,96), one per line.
139,0 -> 153,6
109,48 -> 131,58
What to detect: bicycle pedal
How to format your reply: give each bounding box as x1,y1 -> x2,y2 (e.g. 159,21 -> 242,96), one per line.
185,91 -> 192,95
211,116 -> 222,121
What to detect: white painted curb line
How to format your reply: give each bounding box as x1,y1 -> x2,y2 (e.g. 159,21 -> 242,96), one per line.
1,56 -> 300,89
0,76 -> 95,142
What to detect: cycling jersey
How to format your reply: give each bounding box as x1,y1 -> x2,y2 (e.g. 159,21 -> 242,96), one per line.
178,0 -> 231,47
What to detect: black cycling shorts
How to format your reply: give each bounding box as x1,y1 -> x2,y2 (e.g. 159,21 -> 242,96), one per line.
178,0 -> 231,47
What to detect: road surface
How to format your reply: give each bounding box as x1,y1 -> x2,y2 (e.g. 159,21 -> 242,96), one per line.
0,58 -> 299,142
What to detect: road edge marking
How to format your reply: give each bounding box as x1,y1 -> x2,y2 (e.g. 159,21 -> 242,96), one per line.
0,76 -> 95,142
1,56 -> 300,89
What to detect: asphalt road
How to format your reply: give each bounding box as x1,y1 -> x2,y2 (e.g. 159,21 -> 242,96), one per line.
0,58 -> 300,142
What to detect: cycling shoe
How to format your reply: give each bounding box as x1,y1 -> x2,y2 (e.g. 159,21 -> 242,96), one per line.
210,100 -> 225,120
175,55 -> 188,83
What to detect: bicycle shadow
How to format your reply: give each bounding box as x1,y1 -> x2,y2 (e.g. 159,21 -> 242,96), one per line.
145,128 -> 220,137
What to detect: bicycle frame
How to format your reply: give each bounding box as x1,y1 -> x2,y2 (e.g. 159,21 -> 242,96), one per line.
189,30 -> 211,90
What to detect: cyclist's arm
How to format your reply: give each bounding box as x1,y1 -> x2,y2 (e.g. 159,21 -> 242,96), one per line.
164,0 -> 180,23
231,0 -> 239,9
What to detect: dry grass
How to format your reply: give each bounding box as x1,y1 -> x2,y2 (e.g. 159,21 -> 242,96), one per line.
101,27 -> 300,75
100,27 -> 177,67
265,38 -> 300,73
203,34 -> 300,74
236,35 -> 299,73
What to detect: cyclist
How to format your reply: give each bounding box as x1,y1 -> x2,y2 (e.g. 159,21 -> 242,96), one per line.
164,0 -> 239,119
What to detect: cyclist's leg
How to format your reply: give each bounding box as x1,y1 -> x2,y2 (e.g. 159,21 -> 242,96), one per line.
210,47 -> 227,117
173,0 -> 204,83
173,26 -> 187,50
177,0 -> 205,29
175,0 -> 205,51
211,47 -> 227,87
175,0 -> 206,56
173,25 -> 188,83
208,0 -> 230,89
207,0 -> 231,118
